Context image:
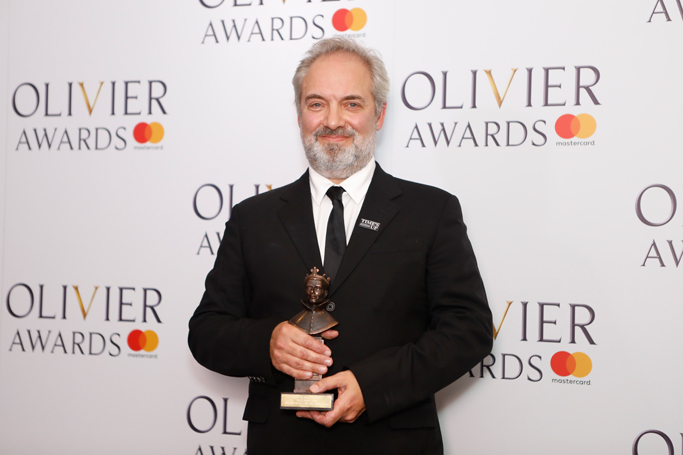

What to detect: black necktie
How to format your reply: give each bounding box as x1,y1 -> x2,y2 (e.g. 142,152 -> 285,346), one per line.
324,186 -> 346,282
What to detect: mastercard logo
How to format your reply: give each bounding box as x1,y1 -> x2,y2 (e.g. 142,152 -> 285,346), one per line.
550,351 -> 592,378
554,114 -> 596,139
127,329 -> 159,352
133,122 -> 164,144
332,8 -> 367,32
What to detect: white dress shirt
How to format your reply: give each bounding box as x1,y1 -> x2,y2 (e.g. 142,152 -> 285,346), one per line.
308,159 -> 376,265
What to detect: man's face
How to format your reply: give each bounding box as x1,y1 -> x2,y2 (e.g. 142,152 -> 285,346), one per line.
305,278 -> 328,304
298,52 -> 386,181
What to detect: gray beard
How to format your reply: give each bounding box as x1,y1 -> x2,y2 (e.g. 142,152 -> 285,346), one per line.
302,126 -> 375,180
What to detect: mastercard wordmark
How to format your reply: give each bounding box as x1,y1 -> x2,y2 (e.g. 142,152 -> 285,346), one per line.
332,8 -> 367,32
555,114 -> 596,139
127,329 -> 159,352
133,122 -> 164,144
551,351 -> 592,378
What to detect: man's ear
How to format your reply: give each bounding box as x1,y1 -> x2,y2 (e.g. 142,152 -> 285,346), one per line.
298,115 -> 301,127
376,103 -> 387,131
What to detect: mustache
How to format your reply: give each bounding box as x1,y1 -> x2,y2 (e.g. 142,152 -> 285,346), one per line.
313,126 -> 357,138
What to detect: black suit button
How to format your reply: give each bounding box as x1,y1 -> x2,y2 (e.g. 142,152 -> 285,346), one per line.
326,302 -> 336,312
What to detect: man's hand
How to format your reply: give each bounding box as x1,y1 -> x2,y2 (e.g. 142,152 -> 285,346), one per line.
296,370 -> 366,427
270,321 -> 338,379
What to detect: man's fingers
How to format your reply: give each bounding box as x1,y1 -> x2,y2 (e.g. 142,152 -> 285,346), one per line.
280,323 -> 332,358
296,410 -> 313,420
310,409 -> 341,428
271,350 -> 328,378
296,410 -> 343,426
307,371 -> 366,427
270,322 -> 333,376
300,332 -> 332,355
320,329 -> 339,340
280,341 -> 332,370
275,353 -> 328,378
307,401 -> 360,427
309,374 -> 341,393
294,372 -> 367,428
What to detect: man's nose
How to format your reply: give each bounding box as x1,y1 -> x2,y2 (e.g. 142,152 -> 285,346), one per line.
323,105 -> 344,130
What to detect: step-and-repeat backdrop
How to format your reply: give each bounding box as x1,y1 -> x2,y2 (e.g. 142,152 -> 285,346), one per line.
2,1 -> 682,454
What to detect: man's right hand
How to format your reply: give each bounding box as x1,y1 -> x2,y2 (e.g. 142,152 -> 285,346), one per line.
270,321 -> 338,379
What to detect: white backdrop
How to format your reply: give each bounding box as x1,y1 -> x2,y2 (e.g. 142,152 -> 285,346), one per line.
2,1 -> 682,454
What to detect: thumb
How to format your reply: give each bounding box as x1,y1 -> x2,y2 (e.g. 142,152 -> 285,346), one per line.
309,372 -> 344,393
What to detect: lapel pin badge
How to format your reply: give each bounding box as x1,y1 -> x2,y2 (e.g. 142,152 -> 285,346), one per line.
359,218 -> 380,231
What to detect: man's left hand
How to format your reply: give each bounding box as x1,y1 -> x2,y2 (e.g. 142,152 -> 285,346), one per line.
295,370 -> 365,427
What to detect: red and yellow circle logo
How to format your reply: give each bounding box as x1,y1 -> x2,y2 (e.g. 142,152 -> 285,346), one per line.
133,122 -> 164,144
332,8 -> 367,32
127,329 -> 159,352
550,351 -> 592,377
554,114 -> 596,139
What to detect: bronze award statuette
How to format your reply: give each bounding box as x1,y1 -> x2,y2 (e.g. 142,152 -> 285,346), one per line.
280,267 -> 338,411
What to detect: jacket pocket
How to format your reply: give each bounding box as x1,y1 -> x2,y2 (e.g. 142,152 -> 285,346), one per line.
242,395 -> 268,423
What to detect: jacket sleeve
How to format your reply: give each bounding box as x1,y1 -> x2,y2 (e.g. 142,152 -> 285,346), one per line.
349,195 -> 493,423
188,204 -> 282,385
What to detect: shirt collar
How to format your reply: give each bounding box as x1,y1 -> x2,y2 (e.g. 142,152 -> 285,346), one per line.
309,159 -> 376,205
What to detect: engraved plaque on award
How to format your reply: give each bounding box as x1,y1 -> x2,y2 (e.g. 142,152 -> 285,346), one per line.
280,267 -> 338,411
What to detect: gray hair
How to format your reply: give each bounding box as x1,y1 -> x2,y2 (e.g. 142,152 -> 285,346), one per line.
292,37 -> 390,118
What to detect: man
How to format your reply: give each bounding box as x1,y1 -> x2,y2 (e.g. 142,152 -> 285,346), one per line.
189,37 -> 492,455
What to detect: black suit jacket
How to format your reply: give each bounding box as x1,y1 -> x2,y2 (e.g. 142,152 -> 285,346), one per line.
189,164 -> 492,454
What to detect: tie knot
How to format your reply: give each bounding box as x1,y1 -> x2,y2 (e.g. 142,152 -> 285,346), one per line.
326,186 -> 345,203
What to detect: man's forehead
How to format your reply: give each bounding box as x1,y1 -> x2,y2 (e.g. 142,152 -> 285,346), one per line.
301,52 -> 373,98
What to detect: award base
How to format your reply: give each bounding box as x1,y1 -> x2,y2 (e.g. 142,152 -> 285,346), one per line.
280,390 -> 334,411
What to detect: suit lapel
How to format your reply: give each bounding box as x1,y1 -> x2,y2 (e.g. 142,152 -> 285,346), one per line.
329,164 -> 402,295
276,171 -> 324,273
